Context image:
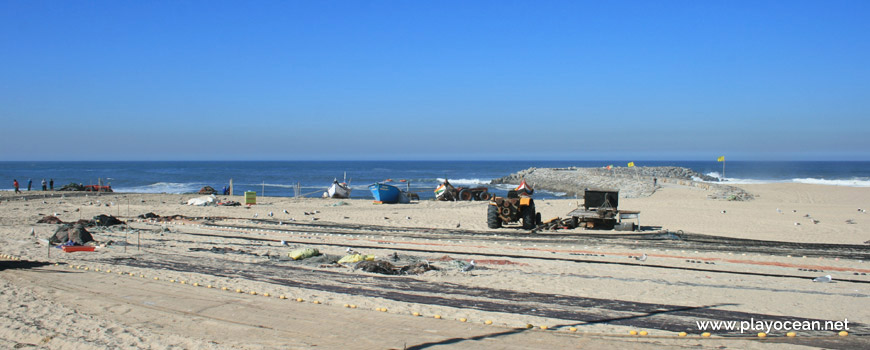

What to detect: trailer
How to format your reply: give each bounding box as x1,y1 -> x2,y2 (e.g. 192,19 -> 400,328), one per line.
435,180 -> 492,201
566,189 -> 639,231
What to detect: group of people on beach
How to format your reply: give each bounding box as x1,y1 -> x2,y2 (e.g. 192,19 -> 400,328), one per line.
12,178 -> 53,193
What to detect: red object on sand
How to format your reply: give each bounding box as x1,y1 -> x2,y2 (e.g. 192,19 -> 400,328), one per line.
62,246 -> 95,253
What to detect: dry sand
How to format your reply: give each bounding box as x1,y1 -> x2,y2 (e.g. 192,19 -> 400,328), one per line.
0,183 -> 868,349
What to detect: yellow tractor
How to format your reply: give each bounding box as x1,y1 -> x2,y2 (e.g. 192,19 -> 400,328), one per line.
487,179 -> 541,230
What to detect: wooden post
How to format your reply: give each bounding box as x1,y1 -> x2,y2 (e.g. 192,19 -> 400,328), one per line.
229,178 -> 234,196
137,230 -> 140,251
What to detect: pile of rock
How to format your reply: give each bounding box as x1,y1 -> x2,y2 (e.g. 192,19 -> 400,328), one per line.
491,166 -> 753,200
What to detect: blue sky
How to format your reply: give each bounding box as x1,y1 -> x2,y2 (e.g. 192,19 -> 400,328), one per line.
1,0 -> 868,161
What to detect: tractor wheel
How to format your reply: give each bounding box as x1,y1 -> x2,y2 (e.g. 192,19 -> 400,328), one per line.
487,205 -> 502,229
522,204 -> 536,230
459,189 -> 473,201
478,192 -> 492,201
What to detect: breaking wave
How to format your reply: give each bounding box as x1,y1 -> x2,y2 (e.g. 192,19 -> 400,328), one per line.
698,173 -> 870,187
435,178 -> 490,186
792,178 -> 870,187
114,182 -> 202,194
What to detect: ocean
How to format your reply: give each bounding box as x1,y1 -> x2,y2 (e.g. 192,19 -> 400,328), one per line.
2,161 -> 869,200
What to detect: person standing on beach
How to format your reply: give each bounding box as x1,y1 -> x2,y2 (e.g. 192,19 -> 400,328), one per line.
13,179 -> 21,193
653,177 -> 657,187
49,179 -> 54,190
27,179 -> 32,191
41,179 -> 47,191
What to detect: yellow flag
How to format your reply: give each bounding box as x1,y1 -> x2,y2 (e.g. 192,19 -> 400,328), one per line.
627,162 -> 635,167
717,156 -> 725,162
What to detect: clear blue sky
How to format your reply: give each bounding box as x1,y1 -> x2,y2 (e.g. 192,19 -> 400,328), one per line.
1,0 -> 868,161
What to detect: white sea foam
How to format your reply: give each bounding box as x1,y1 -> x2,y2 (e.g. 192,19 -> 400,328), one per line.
114,182 -> 201,194
791,178 -> 870,187
491,183 -> 518,191
698,176 -> 870,187
537,189 -> 569,197
241,183 -> 298,189
435,178 -> 490,186
705,172 -> 722,180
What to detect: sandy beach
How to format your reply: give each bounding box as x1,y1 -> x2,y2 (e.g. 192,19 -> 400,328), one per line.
1,182 -> 868,349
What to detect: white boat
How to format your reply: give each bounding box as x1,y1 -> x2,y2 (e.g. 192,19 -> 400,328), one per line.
323,179 -> 351,198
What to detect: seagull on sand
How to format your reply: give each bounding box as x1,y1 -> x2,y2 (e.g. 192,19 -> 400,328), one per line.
253,213 -> 258,218
635,253 -> 647,262
776,208 -> 782,214
268,211 -> 273,217
283,209 -> 289,214
812,275 -> 832,283
811,219 -> 820,224
462,260 -> 476,272
346,247 -> 358,255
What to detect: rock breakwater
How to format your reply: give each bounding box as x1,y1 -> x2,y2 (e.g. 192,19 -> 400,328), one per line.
491,166 -> 753,200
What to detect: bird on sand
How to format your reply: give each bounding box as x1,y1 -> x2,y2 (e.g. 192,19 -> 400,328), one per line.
268,211 -> 273,217
812,275 -> 832,283
253,213 -> 258,218
283,209 -> 289,214
456,222 -> 461,228
635,253 -> 647,262
776,208 -> 782,214
462,260 -> 476,272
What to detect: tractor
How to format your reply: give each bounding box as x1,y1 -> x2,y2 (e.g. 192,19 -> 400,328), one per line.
486,179 -> 541,230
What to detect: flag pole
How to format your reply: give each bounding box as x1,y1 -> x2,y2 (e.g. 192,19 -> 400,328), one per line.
722,160 -> 726,180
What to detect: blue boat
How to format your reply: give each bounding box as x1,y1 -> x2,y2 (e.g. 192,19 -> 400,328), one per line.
369,183 -> 401,203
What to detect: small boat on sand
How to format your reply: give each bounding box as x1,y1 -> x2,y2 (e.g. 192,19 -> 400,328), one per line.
370,183 -> 401,203
369,182 -> 413,204
515,178 -> 534,196
323,180 -> 351,198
